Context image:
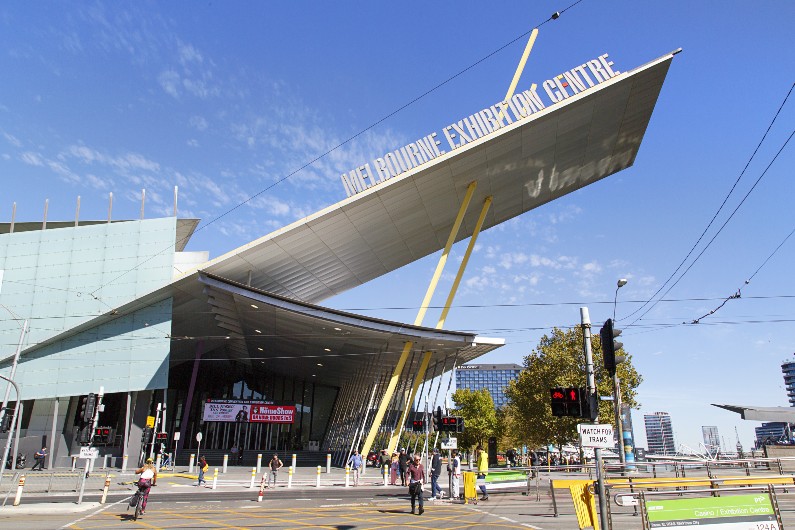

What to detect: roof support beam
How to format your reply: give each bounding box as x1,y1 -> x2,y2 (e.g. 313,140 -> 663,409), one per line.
360,181 -> 477,459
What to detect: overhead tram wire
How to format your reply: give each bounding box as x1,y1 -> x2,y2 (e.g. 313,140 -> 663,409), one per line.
620,82 -> 795,325
626,127 -> 795,328
685,222 -> 795,325
85,3 -> 584,302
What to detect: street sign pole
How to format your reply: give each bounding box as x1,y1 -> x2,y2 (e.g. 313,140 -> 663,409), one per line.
581,307 -> 609,530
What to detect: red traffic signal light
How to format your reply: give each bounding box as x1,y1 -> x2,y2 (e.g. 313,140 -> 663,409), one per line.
550,388 -> 566,417
412,420 -> 425,432
439,416 -> 459,432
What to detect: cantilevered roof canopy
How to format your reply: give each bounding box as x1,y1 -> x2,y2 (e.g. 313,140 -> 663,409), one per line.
197,51 -> 677,304
712,404 -> 795,422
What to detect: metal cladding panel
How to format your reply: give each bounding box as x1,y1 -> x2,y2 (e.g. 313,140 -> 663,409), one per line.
199,54 -> 675,304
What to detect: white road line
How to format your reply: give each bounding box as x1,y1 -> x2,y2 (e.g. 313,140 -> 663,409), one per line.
59,497 -> 129,530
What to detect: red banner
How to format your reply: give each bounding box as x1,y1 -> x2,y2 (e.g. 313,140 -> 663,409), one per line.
250,404 -> 296,424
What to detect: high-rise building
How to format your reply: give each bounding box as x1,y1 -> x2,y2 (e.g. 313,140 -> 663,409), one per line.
644,412 -> 676,455
782,359 -> 795,406
702,426 -> 720,452
455,364 -> 522,409
755,422 -> 792,447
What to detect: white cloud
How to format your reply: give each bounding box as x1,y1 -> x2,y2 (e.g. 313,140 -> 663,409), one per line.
158,70 -> 181,98
3,133 -> 22,147
20,152 -> 44,166
189,116 -> 208,131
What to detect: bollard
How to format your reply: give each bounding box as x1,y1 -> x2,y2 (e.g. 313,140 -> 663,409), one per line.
103,455 -> 109,469
250,467 -> 257,489
212,468 -> 218,490
257,453 -> 263,474
292,453 -> 297,471
72,456 -> 77,470
100,473 -> 110,504
13,475 -> 25,506
189,454 -> 195,473
288,466 -> 294,488
316,465 -> 321,488
257,477 -> 266,502
156,454 -> 162,471
326,453 -> 331,473
383,464 -> 388,486
345,465 -> 350,487
122,454 -> 128,472
223,454 -> 228,473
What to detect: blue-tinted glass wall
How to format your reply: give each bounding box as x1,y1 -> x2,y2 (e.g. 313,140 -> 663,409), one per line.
782,360 -> 795,406
455,363 -> 522,409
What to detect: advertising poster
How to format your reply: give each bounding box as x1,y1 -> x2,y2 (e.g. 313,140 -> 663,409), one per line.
646,493 -> 778,529
250,404 -> 296,424
202,399 -> 273,423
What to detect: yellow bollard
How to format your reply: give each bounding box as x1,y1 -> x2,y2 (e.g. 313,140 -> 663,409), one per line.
100,473 -> 111,504
288,466 -> 293,488
212,468 -> 218,490
326,453 -> 331,473
189,453 -> 195,473
122,454 -> 129,472
345,465 -> 350,487
383,464 -> 388,486
222,454 -> 228,473
13,475 -> 25,506
249,467 -> 257,488
256,453 -> 263,473
316,465 -> 322,488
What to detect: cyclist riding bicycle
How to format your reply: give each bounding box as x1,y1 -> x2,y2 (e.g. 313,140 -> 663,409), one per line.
134,457 -> 158,515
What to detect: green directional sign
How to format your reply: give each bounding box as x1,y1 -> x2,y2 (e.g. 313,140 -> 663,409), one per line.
646,493 -> 778,529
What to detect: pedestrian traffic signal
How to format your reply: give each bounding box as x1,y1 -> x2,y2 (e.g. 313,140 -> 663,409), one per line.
155,432 -> 168,441
551,387 -> 591,418
432,406 -> 442,431
412,420 -> 425,432
550,388 -> 567,417
93,427 -> 112,444
600,318 -> 623,375
455,416 -> 465,433
79,426 -> 92,445
439,416 -> 461,432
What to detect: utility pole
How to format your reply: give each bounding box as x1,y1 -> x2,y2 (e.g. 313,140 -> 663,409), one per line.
581,307 -> 609,530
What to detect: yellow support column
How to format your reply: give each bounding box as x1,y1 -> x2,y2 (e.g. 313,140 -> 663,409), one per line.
438,196 -> 492,329
498,27 -> 539,123
388,351 -> 433,452
359,181 -> 477,459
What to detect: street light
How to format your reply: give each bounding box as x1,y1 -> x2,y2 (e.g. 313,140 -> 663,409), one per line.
612,279 -> 627,472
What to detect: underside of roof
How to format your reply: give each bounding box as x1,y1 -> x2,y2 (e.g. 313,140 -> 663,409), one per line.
197,51 -> 676,304
712,404 -> 795,422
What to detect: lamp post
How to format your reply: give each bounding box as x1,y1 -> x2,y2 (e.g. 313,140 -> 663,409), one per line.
0,374 -> 21,488
612,279 -> 627,471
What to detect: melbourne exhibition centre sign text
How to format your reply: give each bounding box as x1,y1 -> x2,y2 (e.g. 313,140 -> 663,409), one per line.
341,53 -> 620,197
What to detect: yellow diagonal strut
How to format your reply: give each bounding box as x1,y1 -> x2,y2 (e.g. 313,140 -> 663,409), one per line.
387,196 -> 493,452
498,27 -> 539,124
360,181 -> 477,459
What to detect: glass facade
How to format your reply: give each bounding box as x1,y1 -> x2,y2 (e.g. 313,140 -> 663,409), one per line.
455,363 -> 521,409
644,412 -> 676,455
782,360 -> 795,406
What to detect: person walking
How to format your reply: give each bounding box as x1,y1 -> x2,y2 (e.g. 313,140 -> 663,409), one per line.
429,447 -> 444,500
266,454 -> 283,488
476,445 -> 489,500
406,454 -> 426,515
347,450 -> 363,486
31,447 -> 47,471
398,448 -> 409,486
450,449 -> 461,499
390,452 -> 399,485
197,456 -> 208,486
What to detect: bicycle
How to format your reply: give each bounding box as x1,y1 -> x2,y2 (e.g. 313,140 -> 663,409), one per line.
128,480 -> 155,521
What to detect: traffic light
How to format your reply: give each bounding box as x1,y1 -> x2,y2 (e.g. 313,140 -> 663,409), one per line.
93,427 -> 112,444
600,318 -> 623,375
550,388 -> 567,417
0,409 -> 11,433
439,416 -> 460,432
432,406 -> 442,432
412,420 -> 425,432
79,426 -> 92,445
142,426 -> 153,444
456,416 -> 465,433
155,432 -> 168,441
80,393 -> 97,423
564,387 -> 582,417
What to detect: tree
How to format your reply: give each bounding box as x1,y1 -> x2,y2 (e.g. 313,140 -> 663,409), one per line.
450,388 -> 499,450
503,326 -> 642,450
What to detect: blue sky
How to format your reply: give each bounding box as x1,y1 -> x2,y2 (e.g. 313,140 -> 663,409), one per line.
1,1 -> 793,452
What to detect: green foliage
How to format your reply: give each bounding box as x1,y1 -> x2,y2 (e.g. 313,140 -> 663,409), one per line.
450,388 -> 499,449
503,325 -> 642,449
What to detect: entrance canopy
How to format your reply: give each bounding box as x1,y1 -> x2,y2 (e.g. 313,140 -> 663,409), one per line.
712,404 -> 795,422
194,51 -> 678,304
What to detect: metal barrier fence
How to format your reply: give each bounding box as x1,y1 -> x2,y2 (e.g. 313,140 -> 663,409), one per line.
0,470 -> 121,506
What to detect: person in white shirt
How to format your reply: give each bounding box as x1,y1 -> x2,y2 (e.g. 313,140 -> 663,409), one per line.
450,450 -> 461,499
